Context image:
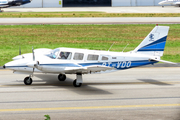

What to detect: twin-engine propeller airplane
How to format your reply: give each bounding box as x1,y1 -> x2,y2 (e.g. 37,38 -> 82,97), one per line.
3,25 -> 176,87
0,0 -> 32,12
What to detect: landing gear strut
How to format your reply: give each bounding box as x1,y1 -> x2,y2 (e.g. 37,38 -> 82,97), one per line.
73,73 -> 82,87
58,74 -> 66,81
24,76 -> 33,85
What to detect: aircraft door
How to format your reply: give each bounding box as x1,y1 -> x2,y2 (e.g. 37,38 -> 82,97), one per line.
101,55 -> 110,67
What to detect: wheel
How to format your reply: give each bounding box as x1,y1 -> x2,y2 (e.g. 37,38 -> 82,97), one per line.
73,79 -> 82,87
24,77 -> 33,85
58,74 -> 66,81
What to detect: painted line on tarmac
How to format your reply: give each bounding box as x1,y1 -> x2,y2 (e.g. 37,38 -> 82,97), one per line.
0,104 -> 180,112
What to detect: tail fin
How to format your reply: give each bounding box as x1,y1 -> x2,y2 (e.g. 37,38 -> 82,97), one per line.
133,26 -> 169,57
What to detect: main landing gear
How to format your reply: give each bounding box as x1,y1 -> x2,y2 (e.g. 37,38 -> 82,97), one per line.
23,73 -> 83,87
58,73 -> 83,87
58,74 -> 66,81
73,73 -> 82,87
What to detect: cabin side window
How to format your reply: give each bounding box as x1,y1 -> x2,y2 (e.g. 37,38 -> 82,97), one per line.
73,53 -> 84,60
58,51 -> 72,60
87,54 -> 99,61
102,56 -> 108,61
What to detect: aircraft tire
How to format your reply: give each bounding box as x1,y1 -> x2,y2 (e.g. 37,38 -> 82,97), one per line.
58,74 -> 66,81
73,79 -> 82,87
24,77 -> 33,85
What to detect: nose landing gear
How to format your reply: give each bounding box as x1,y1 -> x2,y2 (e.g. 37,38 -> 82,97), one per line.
24,76 -> 33,85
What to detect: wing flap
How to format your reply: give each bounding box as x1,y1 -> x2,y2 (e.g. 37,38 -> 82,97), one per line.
64,65 -> 114,74
86,65 -> 113,71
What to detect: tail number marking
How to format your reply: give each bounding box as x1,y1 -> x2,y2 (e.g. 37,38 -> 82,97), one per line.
103,61 -> 131,68
117,61 -> 131,68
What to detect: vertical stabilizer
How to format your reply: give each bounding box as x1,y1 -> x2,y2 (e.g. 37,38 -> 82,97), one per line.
133,26 -> 169,56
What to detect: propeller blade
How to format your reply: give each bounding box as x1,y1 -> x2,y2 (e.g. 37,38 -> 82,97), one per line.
32,46 -> 35,73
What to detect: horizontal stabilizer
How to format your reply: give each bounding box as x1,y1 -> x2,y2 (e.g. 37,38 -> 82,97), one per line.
150,58 -> 177,65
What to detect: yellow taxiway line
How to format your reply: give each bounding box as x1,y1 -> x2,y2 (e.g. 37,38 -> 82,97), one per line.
0,104 -> 180,112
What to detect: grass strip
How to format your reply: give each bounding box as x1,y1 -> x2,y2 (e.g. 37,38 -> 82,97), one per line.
0,12 -> 180,17
0,24 -> 179,65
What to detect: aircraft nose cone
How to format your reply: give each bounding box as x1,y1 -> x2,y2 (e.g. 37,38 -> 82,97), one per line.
3,65 -> 5,69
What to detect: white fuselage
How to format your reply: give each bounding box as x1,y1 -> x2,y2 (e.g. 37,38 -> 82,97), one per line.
4,48 -> 158,75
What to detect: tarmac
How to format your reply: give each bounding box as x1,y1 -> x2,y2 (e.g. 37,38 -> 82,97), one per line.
0,68 -> 180,120
1,17 -> 180,25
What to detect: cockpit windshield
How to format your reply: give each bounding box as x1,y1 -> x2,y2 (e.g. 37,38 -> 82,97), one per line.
47,48 -> 72,60
48,48 -> 60,59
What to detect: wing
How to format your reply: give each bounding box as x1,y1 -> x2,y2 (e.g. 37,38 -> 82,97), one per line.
64,65 -> 114,74
0,5 -> 10,8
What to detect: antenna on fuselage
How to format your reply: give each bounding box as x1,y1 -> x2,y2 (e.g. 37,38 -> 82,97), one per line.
19,46 -> 21,55
122,43 -> 129,52
108,42 -> 115,51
